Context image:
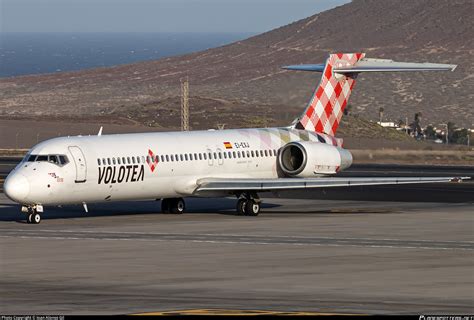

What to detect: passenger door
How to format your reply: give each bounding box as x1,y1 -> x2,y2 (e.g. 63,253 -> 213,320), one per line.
68,146 -> 87,183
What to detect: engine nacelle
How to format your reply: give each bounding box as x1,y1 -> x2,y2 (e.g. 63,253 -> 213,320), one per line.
278,141 -> 352,177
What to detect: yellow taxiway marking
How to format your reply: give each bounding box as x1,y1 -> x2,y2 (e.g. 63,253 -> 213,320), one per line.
134,309 -> 361,316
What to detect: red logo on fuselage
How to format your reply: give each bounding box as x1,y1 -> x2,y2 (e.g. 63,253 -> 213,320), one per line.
147,149 -> 158,172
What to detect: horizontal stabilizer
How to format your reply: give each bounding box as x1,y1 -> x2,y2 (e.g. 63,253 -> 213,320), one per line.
282,64 -> 325,72
283,58 -> 457,73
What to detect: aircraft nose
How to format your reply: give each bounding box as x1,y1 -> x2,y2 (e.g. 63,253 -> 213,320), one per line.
4,173 -> 30,203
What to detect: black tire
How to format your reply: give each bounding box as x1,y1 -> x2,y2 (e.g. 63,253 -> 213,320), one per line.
245,200 -> 260,216
31,213 -> 41,224
236,199 -> 247,215
27,213 -> 33,224
161,199 -> 170,214
170,198 -> 185,214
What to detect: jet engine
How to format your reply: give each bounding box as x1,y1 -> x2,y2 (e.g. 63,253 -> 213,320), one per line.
278,141 -> 352,177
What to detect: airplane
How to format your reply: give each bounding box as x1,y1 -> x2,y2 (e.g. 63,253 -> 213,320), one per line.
3,52 -> 463,224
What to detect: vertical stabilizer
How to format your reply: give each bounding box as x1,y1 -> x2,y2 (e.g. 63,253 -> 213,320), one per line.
293,53 -> 365,136
284,53 -> 456,137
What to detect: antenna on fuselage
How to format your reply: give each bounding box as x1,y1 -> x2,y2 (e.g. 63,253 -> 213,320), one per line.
97,126 -> 103,136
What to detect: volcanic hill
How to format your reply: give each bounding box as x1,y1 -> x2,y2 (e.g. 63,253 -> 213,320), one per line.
0,0 -> 472,133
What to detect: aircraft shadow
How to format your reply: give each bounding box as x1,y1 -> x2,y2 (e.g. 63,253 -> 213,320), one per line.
0,198 -> 283,222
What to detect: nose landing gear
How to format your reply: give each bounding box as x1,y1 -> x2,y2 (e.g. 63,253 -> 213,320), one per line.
22,205 -> 43,224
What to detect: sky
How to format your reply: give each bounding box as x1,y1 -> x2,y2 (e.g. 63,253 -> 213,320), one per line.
0,0 -> 350,33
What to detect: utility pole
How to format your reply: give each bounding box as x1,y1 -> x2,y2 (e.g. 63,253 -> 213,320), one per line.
446,123 -> 449,145
181,77 -> 189,131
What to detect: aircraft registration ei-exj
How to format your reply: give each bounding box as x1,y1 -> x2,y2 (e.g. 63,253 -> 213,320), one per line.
4,53 -> 463,224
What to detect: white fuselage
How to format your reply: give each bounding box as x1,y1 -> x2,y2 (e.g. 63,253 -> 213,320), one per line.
5,127 -> 348,206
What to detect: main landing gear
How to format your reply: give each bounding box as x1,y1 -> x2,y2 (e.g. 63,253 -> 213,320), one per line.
22,205 -> 42,224
161,198 -> 185,214
160,194 -> 262,216
236,193 -> 261,216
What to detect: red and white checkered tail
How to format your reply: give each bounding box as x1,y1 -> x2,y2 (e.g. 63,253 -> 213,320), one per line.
285,53 -> 456,136
293,53 -> 365,136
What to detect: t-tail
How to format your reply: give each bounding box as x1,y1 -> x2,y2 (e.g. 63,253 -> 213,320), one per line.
284,53 -> 457,137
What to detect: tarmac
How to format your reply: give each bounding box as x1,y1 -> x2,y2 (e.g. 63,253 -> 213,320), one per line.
0,189 -> 473,314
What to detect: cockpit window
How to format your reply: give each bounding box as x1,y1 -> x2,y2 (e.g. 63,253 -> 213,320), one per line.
58,155 -> 69,165
48,155 -> 59,164
36,155 -> 48,162
25,154 -> 69,166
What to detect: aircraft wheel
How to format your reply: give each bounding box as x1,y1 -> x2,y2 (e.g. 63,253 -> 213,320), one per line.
31,213 -> 41,224
245,200 -> 260,216
27,213 -> 33,224
170,198 -> 185,214
161,199 -> 170,214
236,199 -> 247,215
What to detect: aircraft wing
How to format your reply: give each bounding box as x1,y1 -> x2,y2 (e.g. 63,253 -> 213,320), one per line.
194,176 -> 468,194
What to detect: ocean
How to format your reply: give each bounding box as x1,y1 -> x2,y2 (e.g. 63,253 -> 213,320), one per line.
0,32 -> 254,78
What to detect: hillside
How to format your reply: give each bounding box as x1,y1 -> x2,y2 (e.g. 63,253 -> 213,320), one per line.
0,0 -> 472,133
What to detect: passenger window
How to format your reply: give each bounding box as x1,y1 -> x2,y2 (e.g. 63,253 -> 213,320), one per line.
208,152 -> 212,159
203,153 -> 207,160
112,158 -> 116,165
274,149 -> 277,156
117,158 -> 121,165
237,151 -> 241,158
107,158 -> 111,165
127,157 -> 130,164
223,152 -> 227,159
194,153 -> 198,160
146,155 -> 150,163
233,151 -> 236,158
199,153 -> 202,160
97,159 -> 101,166
185,154 -> 188,161
218,152 -> 222,159
251,151 -> 254,157
142,156 -> 145,163
160,155 -> 164,162
264,150 -> 268,157
170,155 -> 174,162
